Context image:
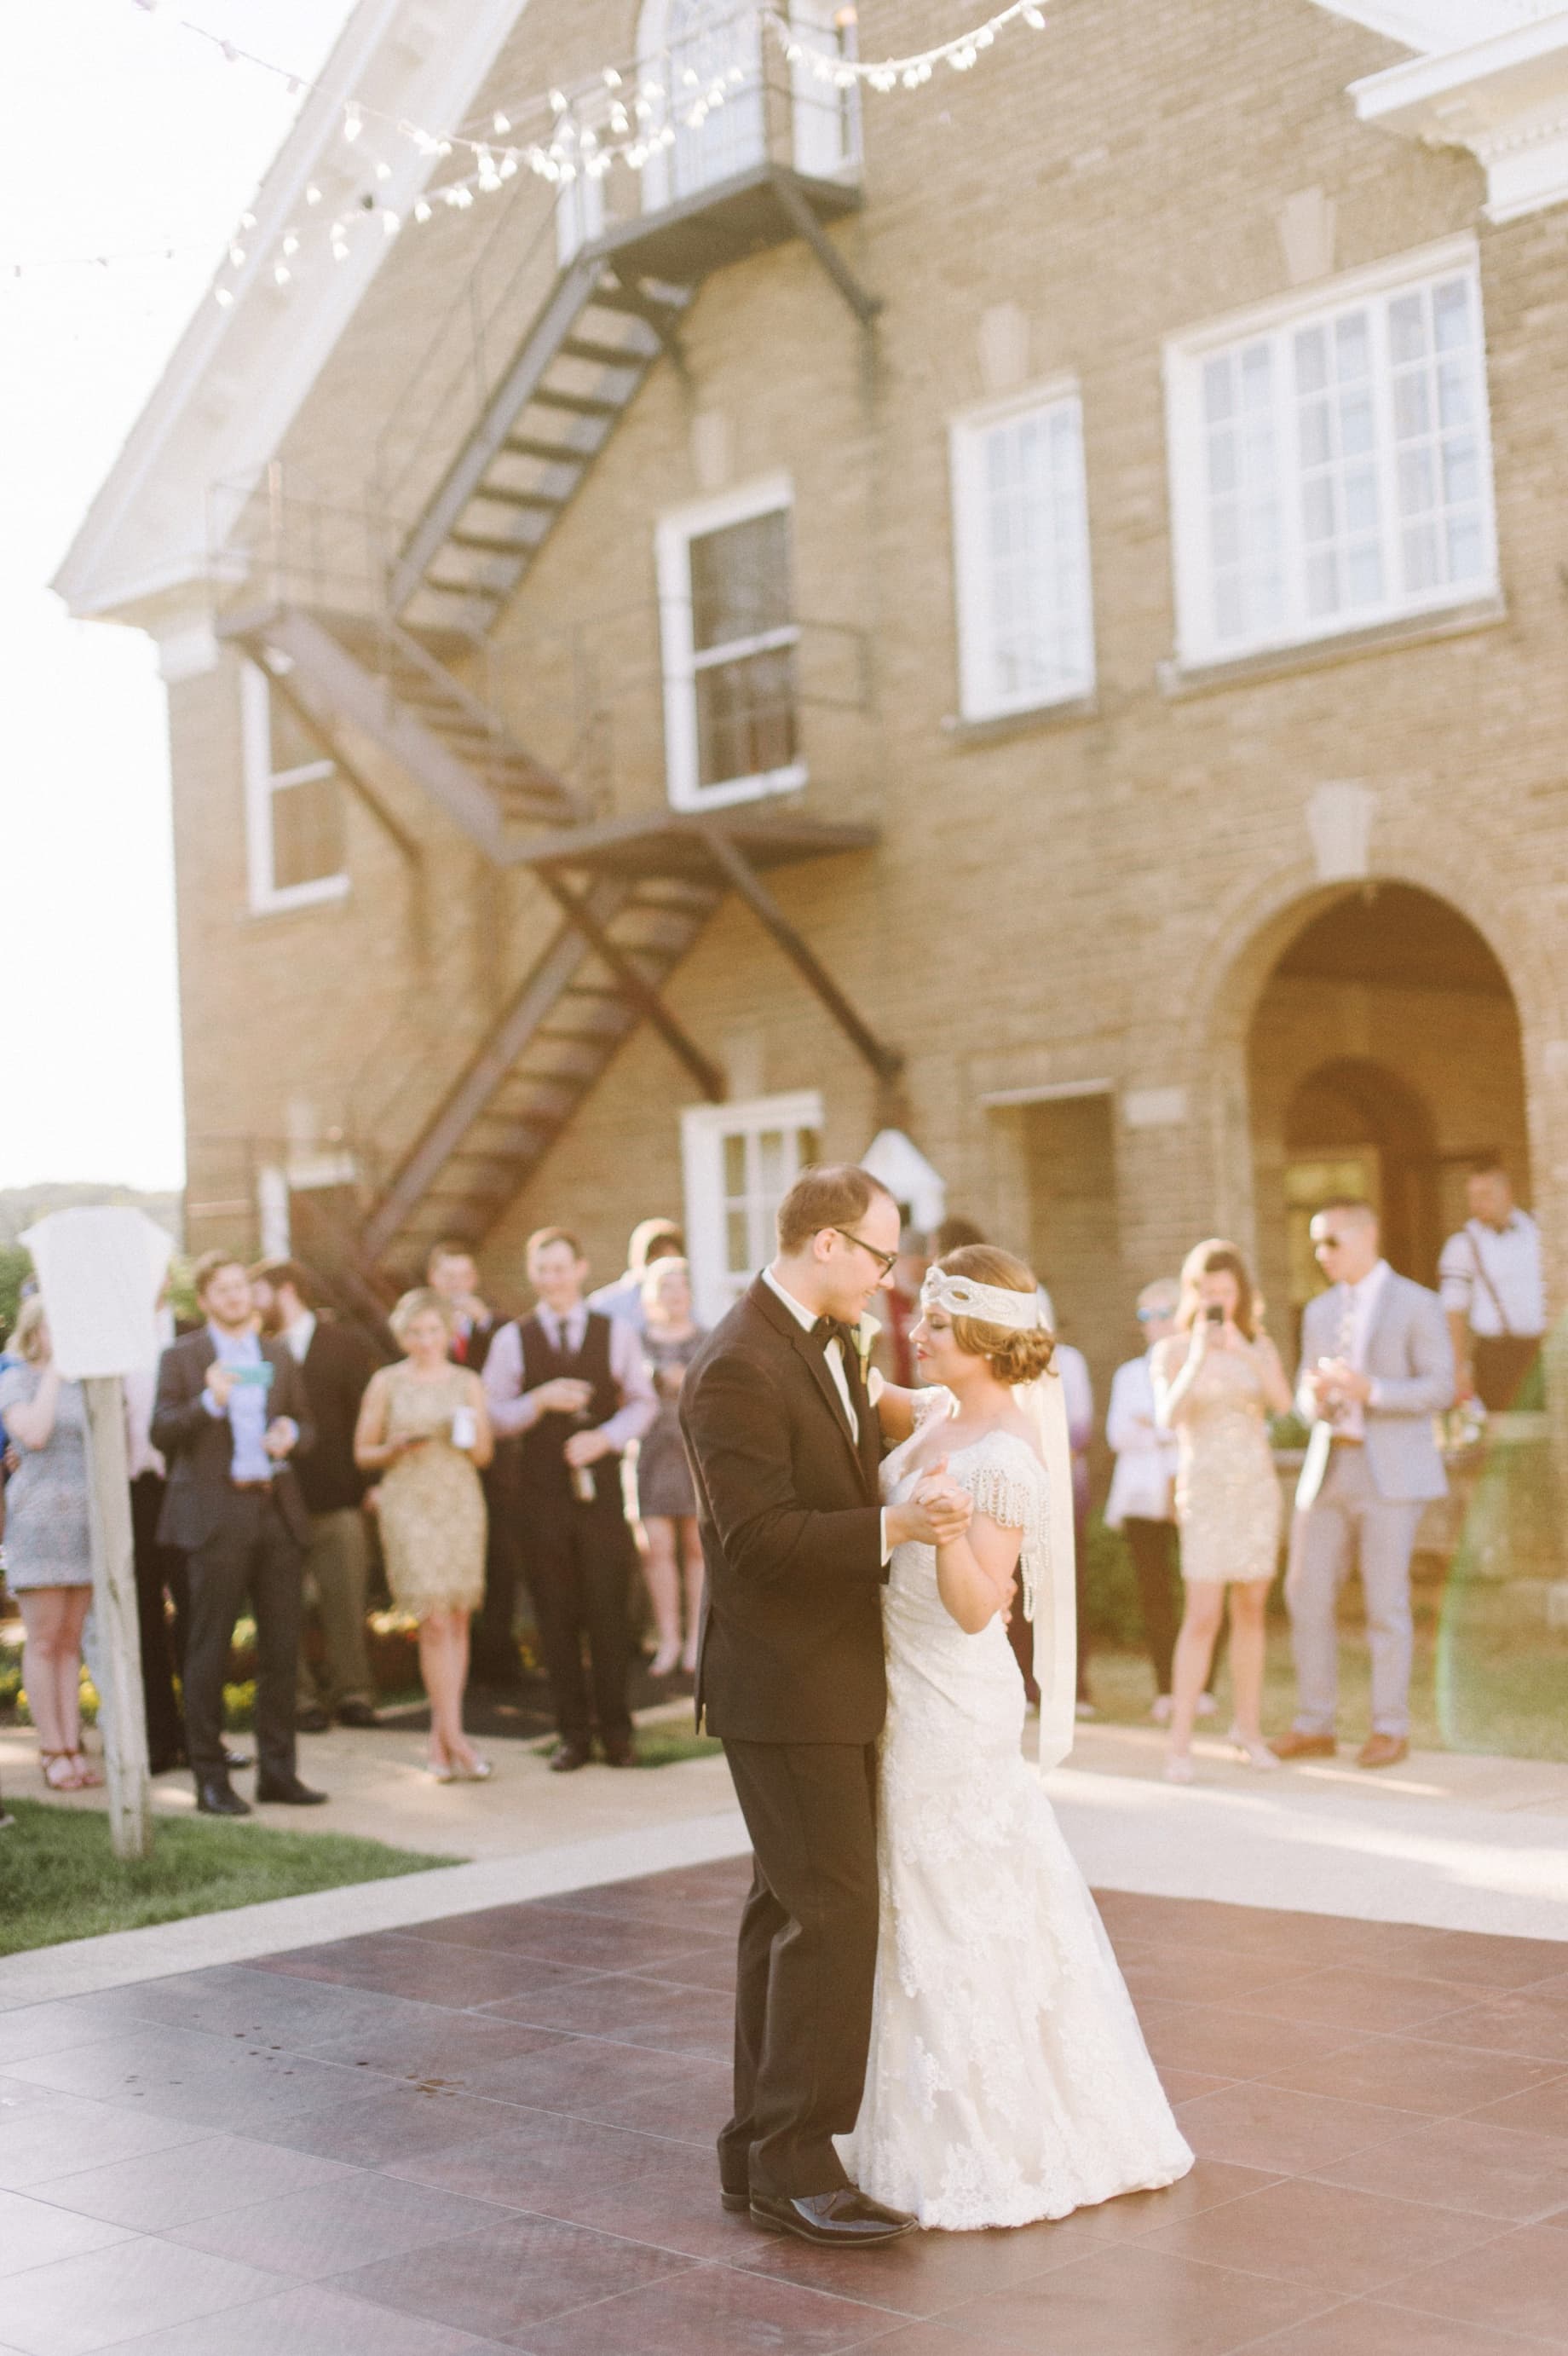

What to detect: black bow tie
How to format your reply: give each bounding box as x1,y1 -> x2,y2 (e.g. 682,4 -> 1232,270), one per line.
811,1315 -> 853,1354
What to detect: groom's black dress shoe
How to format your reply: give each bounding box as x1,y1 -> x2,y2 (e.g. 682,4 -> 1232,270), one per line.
255,1775 -> 327,1805
749,2190 -> 917,2247
195,1777 -> 251,1817
719,2189 -> 751,2215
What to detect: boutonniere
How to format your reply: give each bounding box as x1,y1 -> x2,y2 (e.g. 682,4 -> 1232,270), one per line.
852,1314 -> 880,1383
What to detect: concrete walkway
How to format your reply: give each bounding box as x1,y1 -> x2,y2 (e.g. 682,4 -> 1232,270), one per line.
3,1716 -> 1564,2012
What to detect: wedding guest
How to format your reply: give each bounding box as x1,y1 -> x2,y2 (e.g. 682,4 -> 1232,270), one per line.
1153,1240 -> 1292,1783
1438,1159 -> 1547,1412
1106,1280 -> 1185,1723
123,1288 -> 189,1774
153,1252 -> 322,1816
589,1217 -> 684,1332
875,1230 -> 929,1389
1274,1199 -> 1453,1771
251,1259 -> 380,1733
0,1299 -> 101,1793
428,1240 -> 520,1690
1035,1285 -> 1095,1716
484,1227 -> 657,1770
355,1289 -> 494,1781
635,1256 -> 706,1677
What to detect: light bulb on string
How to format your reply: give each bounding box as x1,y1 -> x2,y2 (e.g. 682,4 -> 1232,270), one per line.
493,110 -> 511,133
305,185 -> 322,205
274,261 -> 291,285
343,102 -> 363,142
413,198 -> 432,222
382,209 -> 401,237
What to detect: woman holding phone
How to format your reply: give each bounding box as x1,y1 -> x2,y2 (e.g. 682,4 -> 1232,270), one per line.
355,1288 -> 494,1781
1152,1239 -> 1291,1783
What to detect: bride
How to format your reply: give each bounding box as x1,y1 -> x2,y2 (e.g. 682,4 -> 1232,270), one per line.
839,1244 -> 1193,2231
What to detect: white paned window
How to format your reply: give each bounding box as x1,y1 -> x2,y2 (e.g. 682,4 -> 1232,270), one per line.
637,0 -> 765,211
241,663 -> 348,915
1167,242 -> 1496,667
950,388 -> 1095,721
682,1093 -> 824,1319
790,1 -> 862,179
656,474 -> 804,810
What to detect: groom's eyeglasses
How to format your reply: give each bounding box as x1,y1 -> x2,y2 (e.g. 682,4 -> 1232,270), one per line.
827,1227 -> 899,1282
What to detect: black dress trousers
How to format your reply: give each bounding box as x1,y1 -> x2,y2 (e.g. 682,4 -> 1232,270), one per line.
719,1735 -> 879,2201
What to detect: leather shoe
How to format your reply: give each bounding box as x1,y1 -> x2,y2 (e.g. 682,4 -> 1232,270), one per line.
601,1737 -> 637,1768
1357,1732 -> 1409,1770
548,1740 -> 591,1774
749,2190 -> 917,2247
223,1749 -> 251,1772
195,1777 -> 251,1817
295,1706 -> 331,1735
1268,1730 -> 1337,1761
336,1700 -> 380,1729
719,2189 -> 750,2215
255,1775 -> 328,1805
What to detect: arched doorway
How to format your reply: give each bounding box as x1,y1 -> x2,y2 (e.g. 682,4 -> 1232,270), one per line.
1248,882 -> 1528,1346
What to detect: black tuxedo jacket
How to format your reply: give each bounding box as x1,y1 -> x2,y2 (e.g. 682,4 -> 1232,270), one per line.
151,1331 -> 315,1551
680,1276 -> 886,1745
295,1319 -> 377,1515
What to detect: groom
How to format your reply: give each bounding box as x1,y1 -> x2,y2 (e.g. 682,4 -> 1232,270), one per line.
681,1164 -> 972,2248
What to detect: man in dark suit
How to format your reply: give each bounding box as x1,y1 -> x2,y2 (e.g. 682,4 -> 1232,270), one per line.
680,1164 -> 971,2250
251,1259 -> 380,1733
152,1251 -> 325,1816
428,1239 -> 519,1689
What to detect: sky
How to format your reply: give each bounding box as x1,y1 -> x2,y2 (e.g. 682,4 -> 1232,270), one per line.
1,0 -> 359,1192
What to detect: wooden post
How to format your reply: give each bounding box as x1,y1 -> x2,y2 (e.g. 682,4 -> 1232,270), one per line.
81,1376 -> 152,1861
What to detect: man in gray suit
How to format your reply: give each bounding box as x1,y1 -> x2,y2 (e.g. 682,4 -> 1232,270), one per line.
1271,1199 -> 1454,1771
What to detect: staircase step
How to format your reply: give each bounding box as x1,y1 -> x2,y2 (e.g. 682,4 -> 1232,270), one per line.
469,485 -> 565,512
528,387 -> 626,420
449,531 -> 538,560
501,435 -> 597,467
559,333 -> 654,369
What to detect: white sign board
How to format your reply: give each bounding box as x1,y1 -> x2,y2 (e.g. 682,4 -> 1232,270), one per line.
20,1208 -> 175,1379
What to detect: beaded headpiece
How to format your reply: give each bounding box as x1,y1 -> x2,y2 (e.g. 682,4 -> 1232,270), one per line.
919,1268 -> 1046,1332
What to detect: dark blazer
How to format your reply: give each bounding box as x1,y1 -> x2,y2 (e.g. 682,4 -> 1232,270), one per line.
152,1331 -> 315,1551
294,1319 -> 377,1516
451,1314 -> 503,1375
680,1276 -> 886,1745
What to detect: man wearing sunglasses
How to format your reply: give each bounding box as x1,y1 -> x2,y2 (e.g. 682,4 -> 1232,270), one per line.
681,1163 -> 971,2249
1272,1198 -> 1453,1771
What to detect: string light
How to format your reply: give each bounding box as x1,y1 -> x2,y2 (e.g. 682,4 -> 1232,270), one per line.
3,3 -> 1052,290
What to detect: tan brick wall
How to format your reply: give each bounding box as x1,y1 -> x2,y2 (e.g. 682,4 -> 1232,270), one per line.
165,0 -> 1568,1354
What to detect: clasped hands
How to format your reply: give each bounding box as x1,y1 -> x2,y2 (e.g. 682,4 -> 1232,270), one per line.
1307,1356 -> 1372,1410
886,1454 -> 973,1550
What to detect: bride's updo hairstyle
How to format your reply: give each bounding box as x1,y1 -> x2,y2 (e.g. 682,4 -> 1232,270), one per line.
935,1246 -> 1056,1383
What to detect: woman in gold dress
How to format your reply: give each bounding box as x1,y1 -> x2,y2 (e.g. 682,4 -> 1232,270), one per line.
1152,1240 -> 1292,1784
355,1288 -> 494,1781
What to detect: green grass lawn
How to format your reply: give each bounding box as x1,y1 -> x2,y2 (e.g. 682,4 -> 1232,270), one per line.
0,1804 -> 453,1957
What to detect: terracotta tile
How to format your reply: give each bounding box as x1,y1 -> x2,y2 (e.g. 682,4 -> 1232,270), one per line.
636,1946 -> 741,1996
101,1964 -> 441,2051
831,2324 -> 1054,2356
1409,1995 -> 1568,2065
1224,2298 -> 1554,2356
0,1995 -> 155,2068
739,2207 -> 1110,2315
168,2168 -> 504,2278
302,2008 -> 567,2093
939,2241 -> 1338,2354
405,1901 -> 732,1978
1157,2067 -> 1237,2106
28,2130 -> 359,2231
516,2260 -> 898,2356
1466,2079 -> 1568,2141
1133,2000 -> 1358,2082
387,2109 -> 677,2210
85,2280 -> 508,2355
0,2086 -> 205,2191
507,2136 -> 776,2261
1092,1893 -> 1395,1968
334,2208 -> 695,2339
1264,2031 -> 1565,2116
1388,2220 -> 1568,2342
1116,1947 -> 1302,2007
1368,1929 -> 1568,1994
5,2027 -> 366,2135
0,2234 -> 286,2356
1312,2114 -> 1568,2222
1229,1965 -> 1483,2035
1138,2173 -> 1505,2294
478,2036 -> 701,2117
576,2056 -> 731,2145
1174,2079 -> 1419,2173
478,1972 -> 708,2037
252,2081 -> 521,2168
0,2188 -> 131,2277
252,1933 -> 591,2007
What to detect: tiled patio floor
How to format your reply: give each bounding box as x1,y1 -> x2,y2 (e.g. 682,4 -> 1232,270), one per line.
3,1862 -> 1567,2353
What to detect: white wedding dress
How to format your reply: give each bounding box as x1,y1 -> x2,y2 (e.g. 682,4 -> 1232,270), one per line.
839,1391 -> 1194,2231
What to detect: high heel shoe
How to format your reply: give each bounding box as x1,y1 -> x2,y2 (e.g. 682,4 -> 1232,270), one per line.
453,1756 -> 493,1781
648,1641 -> 683,1678
1228,1728 -> 1282,1770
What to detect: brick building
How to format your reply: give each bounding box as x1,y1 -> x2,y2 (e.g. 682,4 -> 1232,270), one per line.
57,0 -> 1568,1410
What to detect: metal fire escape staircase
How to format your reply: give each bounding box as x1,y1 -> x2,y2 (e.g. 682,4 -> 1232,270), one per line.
218,159 -> 892,1273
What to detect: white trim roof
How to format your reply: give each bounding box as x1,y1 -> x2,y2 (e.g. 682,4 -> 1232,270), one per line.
53,0 -> 530,624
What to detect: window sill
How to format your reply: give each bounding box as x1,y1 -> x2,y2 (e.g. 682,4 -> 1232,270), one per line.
246,875 -> 351,920
942,694 -> 1099,748
667,761 -> 808,813
1160,593 -> 1507,701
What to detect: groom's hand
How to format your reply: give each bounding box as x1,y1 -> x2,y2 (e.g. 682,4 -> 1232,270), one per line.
887,1458 -> 973,1549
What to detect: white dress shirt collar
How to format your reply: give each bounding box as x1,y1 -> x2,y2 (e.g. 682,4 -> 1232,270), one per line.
536,1300 -> 588,1353
762,1264 -> 820,1333
283,1309 -> 316,1366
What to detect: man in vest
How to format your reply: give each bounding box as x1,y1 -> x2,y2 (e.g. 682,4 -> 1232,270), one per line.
483,1227 -> 657,1770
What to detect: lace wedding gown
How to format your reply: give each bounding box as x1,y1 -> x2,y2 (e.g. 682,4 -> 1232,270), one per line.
839,1393 -> 1194,2231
